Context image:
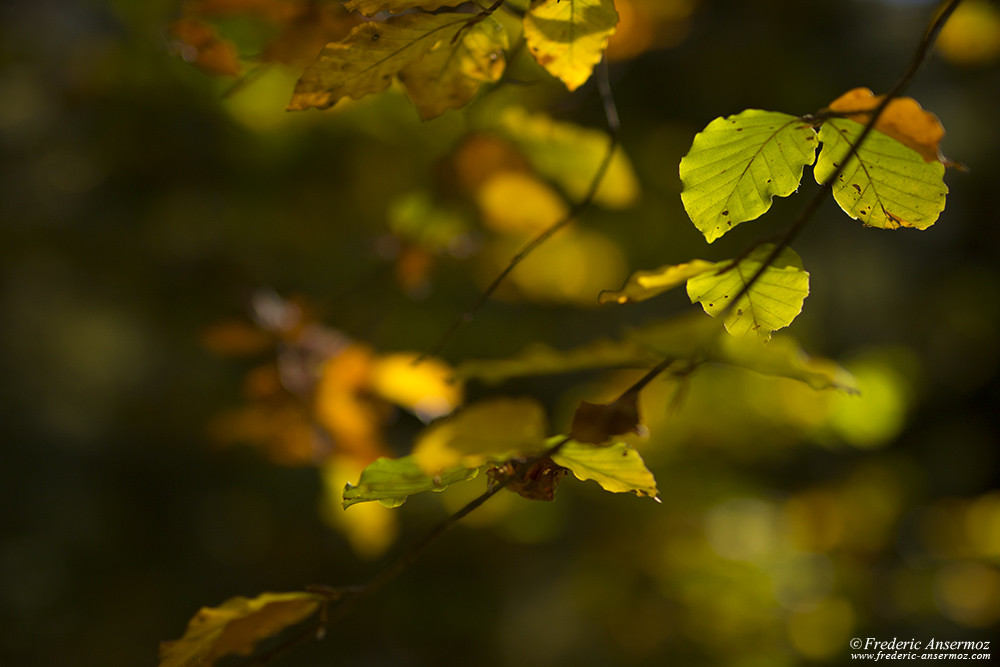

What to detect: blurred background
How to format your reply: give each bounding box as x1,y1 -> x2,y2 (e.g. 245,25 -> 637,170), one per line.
1,0 -> 998,665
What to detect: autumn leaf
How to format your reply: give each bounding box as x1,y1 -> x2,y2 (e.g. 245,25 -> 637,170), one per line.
686,244 -> 810,341
342,455 -> 481,508
412,397 -> 549,474
679,110 -> 819,243
497,107 -> 640,208
343,0 -> 466,15
552,440 -> 659,499
598,259 -> 715,305
169,18 -> 241,76
716,334 -> 858,394
524,0 -> 620,91
825,87 -> 949,164
815,117 -> 948,230
288,12 -> 507,120
159,592 -> 324,667
570,393 -> 641,445
487,456 -> 568,501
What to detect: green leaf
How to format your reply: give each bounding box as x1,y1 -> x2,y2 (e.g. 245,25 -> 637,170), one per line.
598,259 -> 715,305
552,441 -> 659,499
715,334 -> 858,393
288,13 -> 507,120
159,592 -> 323,667
679,110 -> 819,243
523,0 -> 619,91
686,244 -> 810,341
815,118 -> 948,229
456,338 -> 656,384
496,107 -> 640,208
412,397 -> 550,473
342,456 -> 481,508
343,0 -> 466,16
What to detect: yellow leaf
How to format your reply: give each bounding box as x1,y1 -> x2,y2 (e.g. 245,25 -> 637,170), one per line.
314,343 -> 386,460
524,0 -> 619,91
370,352 -> 462,422
412,397 -> 549,474
936,0 -> 1000,66
288,12 -> 507,119
598,259 -> 715,305
476,171 -> 568,234
497,107 -> 640,208
159,592 -> 323,667
825,87 -> 948,164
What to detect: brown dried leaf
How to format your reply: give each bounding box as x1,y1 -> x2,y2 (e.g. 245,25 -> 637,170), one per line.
569,393 -> 640,445
487,457 -> 568,501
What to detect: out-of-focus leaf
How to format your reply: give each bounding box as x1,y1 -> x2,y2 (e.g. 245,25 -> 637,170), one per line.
314,343 -> 385,460
320,458 -> 399,558
523,0 -> 619,91
343,0 -> 466,15
599,259 -> 715,304
825,88 -> 950,164
715,335 -> 858,393
412,397 -> 549,474
570,394 -> 641,445
679,110 -> 818,242
552,440 -> 659,499
497,107 -> 640,208
288,13 -> 507,119
936,0 -> 1000,65
370,352 -> 462,422
815,118 -> 948,230
476,171 -> 568,233
686,244 -> 810,341
606,0 -> 699,61
487,456 -> 568,501
342,455 -> 481,508
169,18 -> 241,76
456,337 -> 656,384
159,592 -> 324,667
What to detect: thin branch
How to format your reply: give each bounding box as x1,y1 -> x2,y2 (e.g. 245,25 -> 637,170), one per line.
417,57 -> 622,362
718,0 -> 963,318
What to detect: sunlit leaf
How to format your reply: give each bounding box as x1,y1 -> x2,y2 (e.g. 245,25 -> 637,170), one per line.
598,259 -> 715,304
686,244 -> 810,341
343,0 -> 466,16
679,110 -> 818,243
342,455 -> 481,508
412,397 -> 549,474
476,171 -> 568,234
497,107 -> 640,208
320,458 -> 399,558
370,352 -> 462,422
815,118 -> 948,230
825,87 -> 949,164
552,440 -> 659,499
716,335 -> 858,393
159,592 -> 323,667
936,0 -> 1000,65
524,0 -> 619,91
288,12 -> 507,119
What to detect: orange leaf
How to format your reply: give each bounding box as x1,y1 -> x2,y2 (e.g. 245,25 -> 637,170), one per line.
169,18 -> 241,77
825,87 -> 947,164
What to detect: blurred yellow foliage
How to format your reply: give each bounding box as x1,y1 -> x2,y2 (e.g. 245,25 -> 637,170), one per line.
936,0 -> 1000,65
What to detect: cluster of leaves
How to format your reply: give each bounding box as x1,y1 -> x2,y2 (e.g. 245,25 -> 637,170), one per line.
161,1 -> 961,665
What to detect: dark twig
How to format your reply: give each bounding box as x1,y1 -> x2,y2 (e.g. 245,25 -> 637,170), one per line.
719,0 -> 964,319
417,57 -> 622,362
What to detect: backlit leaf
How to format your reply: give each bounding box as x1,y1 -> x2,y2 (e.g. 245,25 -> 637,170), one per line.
716,334 -> 858,393
679,110 -> 818,243
412,397 -> 549,474
524,0 -> 619,91
343,0 -> 466,16
342,455 -> 481,508
598,259 -> 715,304
552,440 -> 659,499
497,107 -> 640,208
825,87 -> 949,164
370,352 -> 462,423
815,118 -> 947,230
936,0 -> 1000,65
686,244 -> 810,341
288,12 -> 507,119
159,592 -> 323,667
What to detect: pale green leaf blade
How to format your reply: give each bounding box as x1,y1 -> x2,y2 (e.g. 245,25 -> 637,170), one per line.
679,110 -> 819,242
599,259 -> 715,305
399,16 -> 508,119
343,0 -> 466,16
497,107 -> 640,208
686,244 -> 810,341
342,456 -> 480,509
456,338 -> 656,384
412,397 -> 549,473
524,0 -> 619,91
288,13 -> 474,111
715,334 -> 859,393
815,118 -> 948,229
159,592 -> 323,667
552,441 -> 659,499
